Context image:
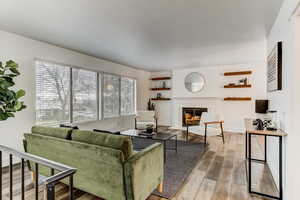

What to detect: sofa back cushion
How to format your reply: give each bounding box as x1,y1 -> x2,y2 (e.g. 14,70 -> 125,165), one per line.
72,130 -> 133,160
24,133 -> 126,200
32,126 -> 72,139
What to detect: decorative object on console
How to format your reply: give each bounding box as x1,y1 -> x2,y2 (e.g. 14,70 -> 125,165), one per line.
267,41 -> 282,92
162,81 -> 166,88
267,110 -> 279,130
184,72 -> 205,93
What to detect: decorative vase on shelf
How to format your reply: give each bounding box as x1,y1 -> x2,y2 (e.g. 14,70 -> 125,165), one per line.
157,93 -> 162,99
162,81 -> 166,88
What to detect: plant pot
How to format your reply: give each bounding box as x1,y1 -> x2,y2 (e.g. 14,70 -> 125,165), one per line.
146,128 -> 153,134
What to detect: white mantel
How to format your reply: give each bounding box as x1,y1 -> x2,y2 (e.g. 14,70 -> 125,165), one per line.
171,97 -> 222,129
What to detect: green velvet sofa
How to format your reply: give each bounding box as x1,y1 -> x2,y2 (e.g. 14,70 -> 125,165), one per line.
23,126 -> 164,200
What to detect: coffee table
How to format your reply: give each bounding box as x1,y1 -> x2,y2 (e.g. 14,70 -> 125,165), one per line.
121,129 -> 178,163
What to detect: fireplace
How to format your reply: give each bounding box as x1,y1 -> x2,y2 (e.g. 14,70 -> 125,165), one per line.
182,107 -> 208,127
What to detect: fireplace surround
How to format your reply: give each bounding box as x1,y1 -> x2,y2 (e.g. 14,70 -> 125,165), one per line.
182,107 -> 208,127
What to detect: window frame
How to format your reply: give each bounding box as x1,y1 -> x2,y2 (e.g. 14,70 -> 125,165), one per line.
35,59 -> 137,125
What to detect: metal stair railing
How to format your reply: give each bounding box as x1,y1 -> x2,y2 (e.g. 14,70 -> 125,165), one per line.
0,144 -> 76,200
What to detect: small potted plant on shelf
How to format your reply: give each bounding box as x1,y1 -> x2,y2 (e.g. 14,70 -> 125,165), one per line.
146,124 -> 154,134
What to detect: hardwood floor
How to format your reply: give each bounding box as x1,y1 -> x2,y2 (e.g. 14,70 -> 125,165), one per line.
2,129 -> 277,200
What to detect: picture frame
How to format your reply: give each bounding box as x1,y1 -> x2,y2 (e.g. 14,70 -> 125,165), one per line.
267,41 -> 282,92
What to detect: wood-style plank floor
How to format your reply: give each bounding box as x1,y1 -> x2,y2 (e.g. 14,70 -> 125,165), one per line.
2,128 -> 278,200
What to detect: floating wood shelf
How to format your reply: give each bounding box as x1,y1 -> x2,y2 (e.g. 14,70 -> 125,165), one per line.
151,88 -> 171,91
151,98 -> 171,101
224,84 -> 252,88
151,77 -> 171,81
224,97 -> 252,101
224,71 -> 252,76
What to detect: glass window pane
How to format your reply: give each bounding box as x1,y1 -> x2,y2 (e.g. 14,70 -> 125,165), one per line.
36,61 -> 70,125
103,74 -> 120,118
72,68 -> 97,122
121,77 -> 136,115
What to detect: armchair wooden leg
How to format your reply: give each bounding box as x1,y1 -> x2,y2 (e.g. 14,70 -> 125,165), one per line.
204,124 -> 207,146
220,122 -> 225,144
157,181 -> 163,193
186,125 -> 189,142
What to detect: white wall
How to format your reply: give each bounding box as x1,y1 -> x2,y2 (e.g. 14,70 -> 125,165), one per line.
171,63 -> 267,132
266,0 -> 300,199
151,40 -> 267,130
0,30 -> 151,156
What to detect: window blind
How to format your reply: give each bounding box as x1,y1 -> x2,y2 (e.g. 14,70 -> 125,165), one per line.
103,74 -> 120,118
35,61 -> 71,125
121,77 -> 136,115
72,68 -> 97,122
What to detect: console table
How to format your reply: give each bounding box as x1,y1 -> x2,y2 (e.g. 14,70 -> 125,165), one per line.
244,118 -> 287,200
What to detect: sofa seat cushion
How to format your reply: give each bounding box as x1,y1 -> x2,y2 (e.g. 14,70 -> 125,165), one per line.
32,126 -> 72,139
72,130 -> 133,160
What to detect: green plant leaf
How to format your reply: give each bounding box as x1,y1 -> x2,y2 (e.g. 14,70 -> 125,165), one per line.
6,60 -> 18,68
0,60 -> 26,120
9,68 -> 20,75
14,101 -> 22,111
16,89 -> 25,99
0,112 -> 8,121
7,113 -> 15,117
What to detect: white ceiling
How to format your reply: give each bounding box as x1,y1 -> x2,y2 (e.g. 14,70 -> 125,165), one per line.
0,0 -> 283,71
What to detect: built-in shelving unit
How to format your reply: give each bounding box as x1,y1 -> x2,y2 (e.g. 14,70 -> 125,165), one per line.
151,77 -> 171,81
151,88 -> 171,91
224,84 -> 252,88
224,97 -> 252,101
223,70 -> 252,101
150,76 -> 172,101
224,71 -> 252,76
151,98 -> 171,101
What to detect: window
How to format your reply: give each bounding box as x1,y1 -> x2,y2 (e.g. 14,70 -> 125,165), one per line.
72,68 -> 97,122
36,61 -> 71,125
35,61 -> 137,124
103,74 -> 120,118
121,77 -> 136,115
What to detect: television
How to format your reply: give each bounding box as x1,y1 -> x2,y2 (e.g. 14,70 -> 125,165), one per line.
255,100 -> 269,114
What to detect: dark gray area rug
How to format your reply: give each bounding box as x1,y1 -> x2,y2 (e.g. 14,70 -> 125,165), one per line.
132,138 -> 206,199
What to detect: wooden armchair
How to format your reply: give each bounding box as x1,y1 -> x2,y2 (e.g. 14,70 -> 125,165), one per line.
186,112 -> 225,145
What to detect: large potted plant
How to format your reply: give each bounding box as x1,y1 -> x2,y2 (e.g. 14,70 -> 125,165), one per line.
0,60 -> 26,121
